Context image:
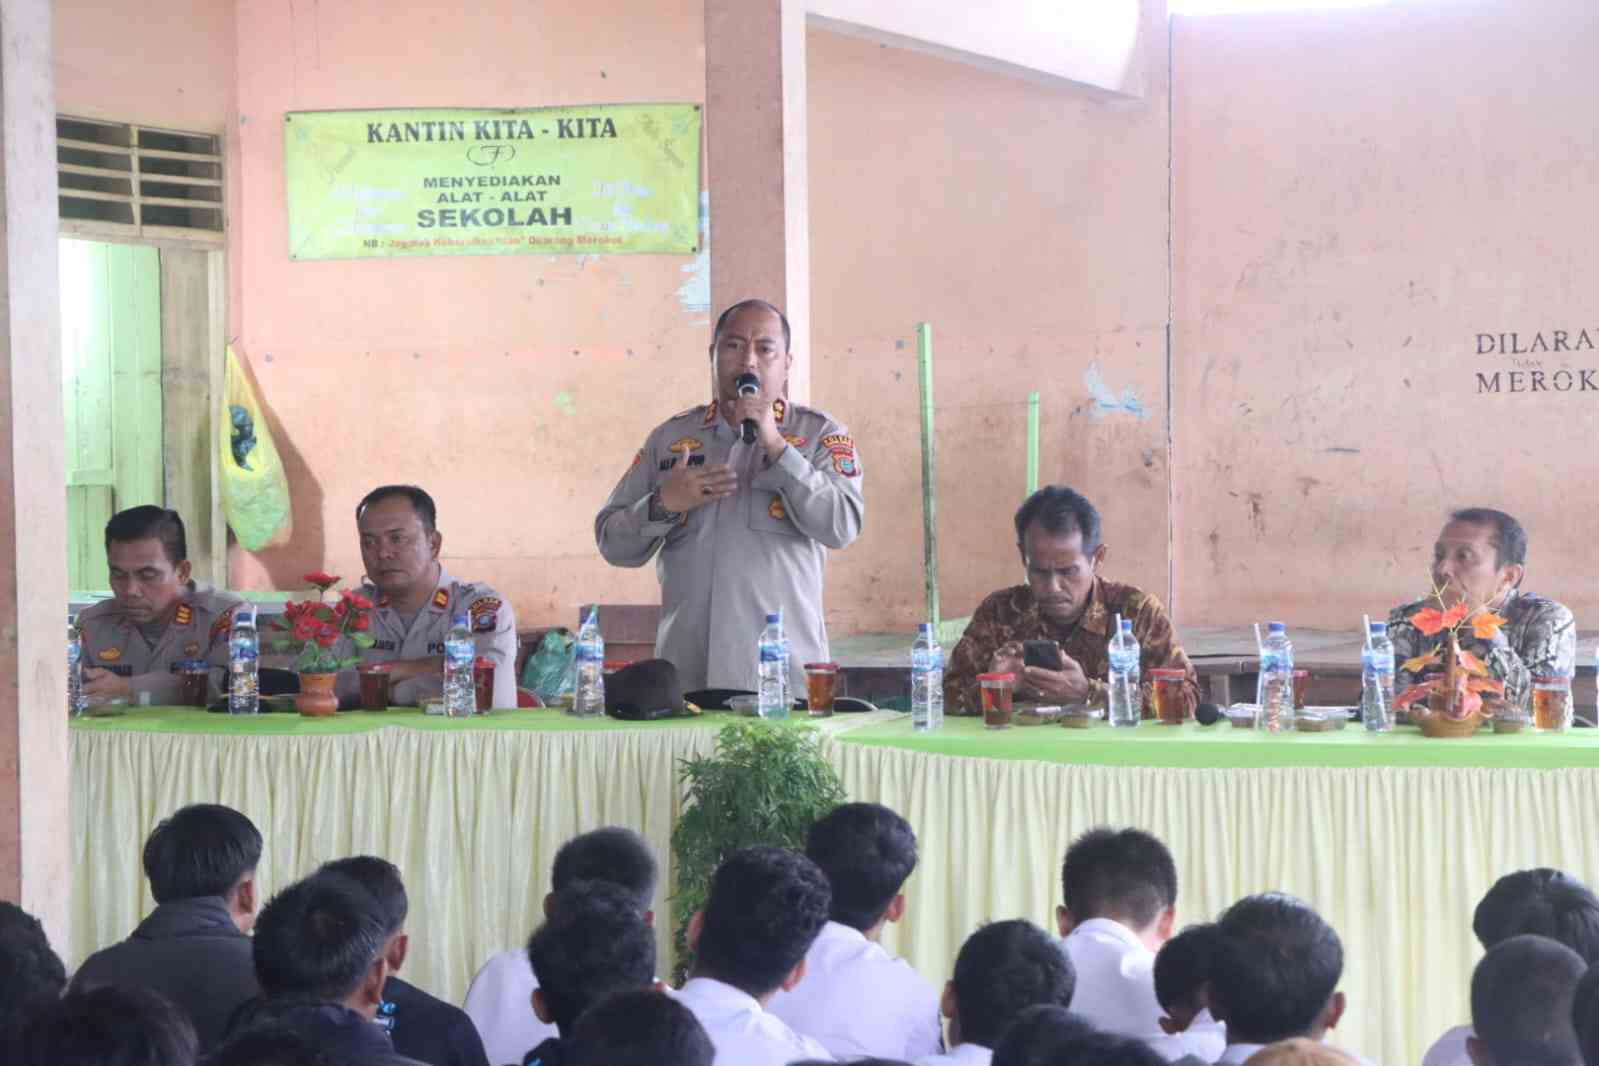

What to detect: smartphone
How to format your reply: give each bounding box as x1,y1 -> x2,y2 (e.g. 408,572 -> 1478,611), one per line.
1023,639 -> 1065,671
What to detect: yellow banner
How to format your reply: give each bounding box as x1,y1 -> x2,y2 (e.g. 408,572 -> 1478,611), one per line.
283,105 -> 701,260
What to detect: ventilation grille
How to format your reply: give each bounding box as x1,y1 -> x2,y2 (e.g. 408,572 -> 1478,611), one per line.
58,116 -> 223,242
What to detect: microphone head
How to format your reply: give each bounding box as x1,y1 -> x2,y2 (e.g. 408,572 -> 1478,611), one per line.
735,371 -> 760,397
1195,702 -> 1221,726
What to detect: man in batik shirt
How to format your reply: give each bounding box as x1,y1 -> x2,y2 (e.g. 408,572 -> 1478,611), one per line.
943,486 -> 1197,718
1388,507 -> 1575,713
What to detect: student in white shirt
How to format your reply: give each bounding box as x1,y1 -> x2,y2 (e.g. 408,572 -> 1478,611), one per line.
462,827 -> 659,1066
674,845 -> 834,1066
994,1005 -> 1169,1066
1150,924 -> 1227,1063
523,881 -> 658,1065
768,803 -> 942,1061
1055,827 -> 1178,1045
1465,935 -> 1585,1066
914,920 -> 1075,1066
563,988 -> 714,1066
1420,868 -> 1599,1066
1208,894 -> 1362,1066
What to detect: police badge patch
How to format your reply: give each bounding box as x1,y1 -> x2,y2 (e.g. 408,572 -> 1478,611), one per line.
468,597 -> 501,633
768,497 -> 788,521
821,434 -> 860,477
99,647 -> 122,661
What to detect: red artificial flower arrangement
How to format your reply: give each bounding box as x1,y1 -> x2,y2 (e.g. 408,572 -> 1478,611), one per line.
268,572 -> 377,674
1394,582 -> 1508,721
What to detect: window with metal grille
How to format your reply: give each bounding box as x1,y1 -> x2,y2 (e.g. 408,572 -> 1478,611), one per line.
57,116 -> 224,243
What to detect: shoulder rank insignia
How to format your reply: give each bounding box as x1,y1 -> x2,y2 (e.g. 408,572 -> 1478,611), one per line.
822,434 -> 860,478
702,402 -> 719,427
210,606 -> 237,643
668,437 -> 704,456
468,596 -> 502,633
772,398 -> 787,424
98,646 -> 122,662
431,588 -> 450,611
377,594 -> 392,609
630,449 -> 643,470
768,497 -> 788,521
174,604 -> 193,626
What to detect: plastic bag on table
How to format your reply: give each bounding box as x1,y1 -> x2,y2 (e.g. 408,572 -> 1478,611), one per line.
523,628 -> 575,703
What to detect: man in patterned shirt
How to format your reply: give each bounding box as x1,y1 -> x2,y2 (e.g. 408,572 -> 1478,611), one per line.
1387,508 -> 1575,713
943,486 -> 1197,718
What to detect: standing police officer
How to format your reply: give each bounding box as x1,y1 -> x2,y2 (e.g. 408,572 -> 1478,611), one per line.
78,506 -> 243,705
595,299 -> 865,695
342,485 -> 519,708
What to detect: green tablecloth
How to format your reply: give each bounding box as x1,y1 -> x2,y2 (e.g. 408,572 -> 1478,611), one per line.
840,716 -> 1599,769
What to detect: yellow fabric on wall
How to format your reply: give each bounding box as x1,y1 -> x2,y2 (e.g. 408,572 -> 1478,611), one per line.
70,724 -> 1599,1066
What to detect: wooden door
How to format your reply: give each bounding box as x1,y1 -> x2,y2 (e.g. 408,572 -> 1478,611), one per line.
60,239 -> 163,591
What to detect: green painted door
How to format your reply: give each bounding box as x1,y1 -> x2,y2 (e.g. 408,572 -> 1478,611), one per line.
61,239 -> 163,592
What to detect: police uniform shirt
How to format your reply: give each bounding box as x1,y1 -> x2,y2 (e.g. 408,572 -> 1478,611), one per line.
339,568 -> 518,708
77,583 -> 245,703
595,399 -> 865,694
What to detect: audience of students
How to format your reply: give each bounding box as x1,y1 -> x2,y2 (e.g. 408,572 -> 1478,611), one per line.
675,844 -> 835,1066
320,855 -> 491,1066
918,919 -> 1075,1066
26,803 -> 1599,1066
1056,827 -> 1178,1043
1467,934 -> 1586,1066
769,802 -> 942,1062
70,803 -> 262,1049
1151,922 -> 1228,1062
1424,867 -> 1599,1066
463,825 -> 658,1066
1208,894 -> 1360,1066
523,879 -> 658,1066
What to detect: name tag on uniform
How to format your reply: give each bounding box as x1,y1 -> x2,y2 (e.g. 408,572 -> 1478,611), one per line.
427,641 -> 446,655
372,640 -> 397,652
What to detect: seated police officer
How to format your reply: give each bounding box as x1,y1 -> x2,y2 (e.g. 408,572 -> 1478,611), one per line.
78,506 -> 243,705
340,486 -> 517,708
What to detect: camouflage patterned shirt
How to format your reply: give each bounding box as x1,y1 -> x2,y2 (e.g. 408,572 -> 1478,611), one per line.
1387,589 -> 1576,711
943,578 -> 1198,717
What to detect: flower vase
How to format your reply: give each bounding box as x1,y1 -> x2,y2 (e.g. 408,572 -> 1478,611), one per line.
296,672 -> 338,717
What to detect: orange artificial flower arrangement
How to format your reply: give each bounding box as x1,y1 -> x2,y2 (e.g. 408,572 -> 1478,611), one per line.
1393,582 -> 1508,721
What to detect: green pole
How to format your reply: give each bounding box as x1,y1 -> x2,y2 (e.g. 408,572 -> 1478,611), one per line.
1026,391 -> 1040,496
917,323 -> 939,631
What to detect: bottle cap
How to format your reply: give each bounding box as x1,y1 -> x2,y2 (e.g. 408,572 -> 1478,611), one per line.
454,612 -> 468,625
918,623 -> 933,635
1369,621 -> 1387,635
1119,619 -> 1133,633
766,613 -> 781,624
1268,622 -> 1286,633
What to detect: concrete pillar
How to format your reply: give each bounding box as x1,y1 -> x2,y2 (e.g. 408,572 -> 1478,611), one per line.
0,0 -> 70,946
703,0 -> 812,401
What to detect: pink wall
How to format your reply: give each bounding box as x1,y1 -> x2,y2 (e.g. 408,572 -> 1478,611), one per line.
808,3 -> 1174,632
225,0 -> 710,626
1171,0 -> 1599,628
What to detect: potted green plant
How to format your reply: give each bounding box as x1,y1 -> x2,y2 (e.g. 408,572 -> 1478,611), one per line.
669,719 -> 846,982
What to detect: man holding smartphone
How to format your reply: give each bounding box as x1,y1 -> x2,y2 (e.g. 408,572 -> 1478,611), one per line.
943,486 -> 1197,717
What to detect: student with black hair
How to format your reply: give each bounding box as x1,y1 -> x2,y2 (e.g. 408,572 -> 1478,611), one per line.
72,803 -> 263,1049
564,989 -> 714,1066
1056,827 -> 1179,1044
993,1005 -> 1166,1066
0,901 -> 67,1041
463,826 -> 659,1066
1569,961 -> 1599,1066
1209,894 -> 1364,1065
675,845 -> 834,1066
230,871 -> 424,1066
1467,935 -> 1585,1066
1424,868 -> 1599,1066
521,880 -> 658,1066
769,803 -> 942,1061
915,920 -> 1075,1066
77,505 -> 244,705
14,984 -> 198,1066
1149,923 -> 1227,1062
319,856 -> 489,1066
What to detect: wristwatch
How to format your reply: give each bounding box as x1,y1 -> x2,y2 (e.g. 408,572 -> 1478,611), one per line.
648,487 -> 683,524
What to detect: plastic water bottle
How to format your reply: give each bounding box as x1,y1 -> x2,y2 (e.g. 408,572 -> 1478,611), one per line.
758,612 -> 788,720
571,606 -> 606,718
1362,621 -> 1395,732
911,624 -> 944,732
1108,618 -> 1141,728
444,613 -> 476,718
1256,622 -> 1295,733
228,605 -> 260,715
67,617 -> 85,718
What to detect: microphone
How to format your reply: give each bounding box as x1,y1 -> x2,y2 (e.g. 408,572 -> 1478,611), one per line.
1195,702 -> 1221,726
735,372 -> 760,444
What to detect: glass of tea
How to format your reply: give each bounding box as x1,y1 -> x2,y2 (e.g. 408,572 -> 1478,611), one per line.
978,672 -> 1015,729
358,663 -> 392,711
473,657 -> 496,713
1150,668 -> 1188,725
177,660 -> 210,708
804,662 -> 839,717
1531,674 -> 1572,732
